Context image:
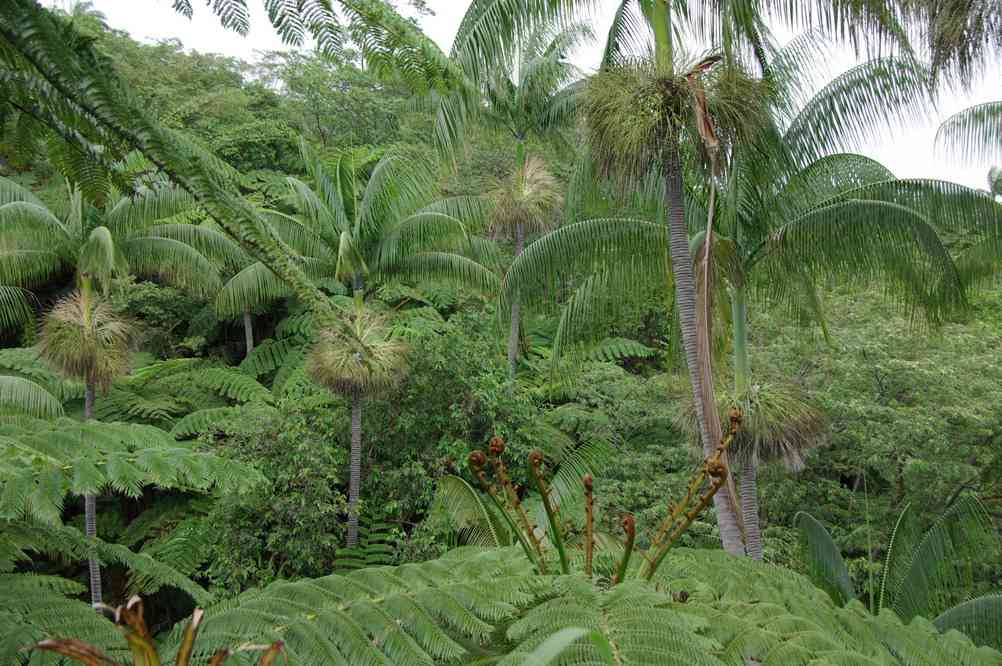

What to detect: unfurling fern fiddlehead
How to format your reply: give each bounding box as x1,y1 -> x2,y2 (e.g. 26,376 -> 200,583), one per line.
460,408 -> 744,582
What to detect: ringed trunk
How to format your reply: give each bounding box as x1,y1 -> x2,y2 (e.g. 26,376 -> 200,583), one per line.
507,222 -> 525,380
740,453 -> 763,560
83,381 -> 102,606
346,390 -> 363,548
664,147 -> 744,556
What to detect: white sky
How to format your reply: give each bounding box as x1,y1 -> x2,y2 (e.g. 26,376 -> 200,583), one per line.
48,0 -> 999,190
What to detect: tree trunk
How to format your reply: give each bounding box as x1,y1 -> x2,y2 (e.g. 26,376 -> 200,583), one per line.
507,222 -> 525,380
243,307 -> 254,357
740,453 -> 763,560
83,381 -> 102,606
664,147 -> 744,556
346,391 -> 362,548
732,281 -> 763,559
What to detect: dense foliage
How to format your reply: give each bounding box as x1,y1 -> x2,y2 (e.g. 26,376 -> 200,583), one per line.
1,0 -> 1001,663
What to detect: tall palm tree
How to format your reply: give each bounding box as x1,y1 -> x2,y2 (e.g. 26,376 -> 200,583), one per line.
489,157 -> 562,377
0,174 -> 235,326
543,0 -> 771,554
306,305 -> 408,547
215,140 -> 496,319
505,21 -> 1001,555
435,21 -> 587,378
37,286 -> 131,606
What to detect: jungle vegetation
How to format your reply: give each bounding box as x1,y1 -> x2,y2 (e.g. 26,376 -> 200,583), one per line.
1,0 -> 1001,664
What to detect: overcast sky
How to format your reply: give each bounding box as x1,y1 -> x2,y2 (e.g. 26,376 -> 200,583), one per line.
48,0 -> 999,190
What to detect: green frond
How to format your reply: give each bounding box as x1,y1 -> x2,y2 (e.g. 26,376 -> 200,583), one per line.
936,100 -> 1002,163
888,496 -> 999,623
501,218 -> 669,323
934,594 -> 1002,651
490,156 -> 562,236
146,223 -> 249,272
783,57 -> 933,163
239,337 -> 308,379
358,151 -> 436,235
394,252 -> 501,297
450,0 -> 590,82
171,403 -> 279,439
433,475 -> 513,547
0,376 -> 64,419
755,199 -> 965,322
78,225 -> 128,290
584,337 -> 659,363
121,235 -> 222,297
103,183 -> 197,235
0,174 -> 47,208
795,511 -> 857,607
0,348 -> 83,402
0,286 -> 35,330
216,262 -> 297,319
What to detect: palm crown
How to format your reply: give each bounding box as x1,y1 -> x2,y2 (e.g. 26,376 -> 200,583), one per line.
0,173 -> 235,321
216,139 -> 495,318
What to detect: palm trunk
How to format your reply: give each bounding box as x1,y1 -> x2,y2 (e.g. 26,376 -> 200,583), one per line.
346,391 -> 362,548
243,306 -> 254,356
731,281 -> 763,559
83,381 -> 102,606
507,222 -> 525,380
740,453 -> 763,560
664,147 -> 744,556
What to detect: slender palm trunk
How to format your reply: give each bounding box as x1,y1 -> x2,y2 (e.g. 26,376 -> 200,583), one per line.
243,307 -> 254,357
740,453 -> 763,560
731,282 -> 763,559
507,222 -> 525,380
664,147 -> 744,555
346,390 -> 362,548
83,381 -> 102,606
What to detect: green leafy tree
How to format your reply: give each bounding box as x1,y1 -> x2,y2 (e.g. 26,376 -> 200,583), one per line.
306,305 -> 408,547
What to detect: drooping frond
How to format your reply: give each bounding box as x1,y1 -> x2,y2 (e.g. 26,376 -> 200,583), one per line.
0,286 -> 35,330
215,262 -> 297,319
394,252 -> 501,297
934,594 -> 1002,651
795,511 -> 857,607
433,475 -> 513,547
121,235 -> 222,297
171,403 -> 279,439
501,218 -> 669,325
490,156 -> 563,236
782,57 -> 934,163
755,199 -> 965,321
936,100 -> 1002,163
887,496 -> 999,623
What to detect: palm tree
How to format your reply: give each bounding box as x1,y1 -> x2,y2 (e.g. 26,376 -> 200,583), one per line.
507,0 -> 771,554
435,21 -> 587,378
506,27 -> 1002,555
0,174 -> 235,327
306,305 -> 408,547
37,286 -> 131,606
489,157 -> 562,377
215,139 -> 496,320
797,496 -> 1002,650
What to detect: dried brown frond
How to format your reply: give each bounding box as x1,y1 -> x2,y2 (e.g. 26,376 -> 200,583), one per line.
488,156 -> 562,236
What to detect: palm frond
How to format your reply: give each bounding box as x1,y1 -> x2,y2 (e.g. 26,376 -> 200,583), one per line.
934,594 -> 1002,651
936,100 -> 1002,163
121,236 -> 222,297
795,511 -> 857,607
0,376 -> 64,419
433,475 -> 513,547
